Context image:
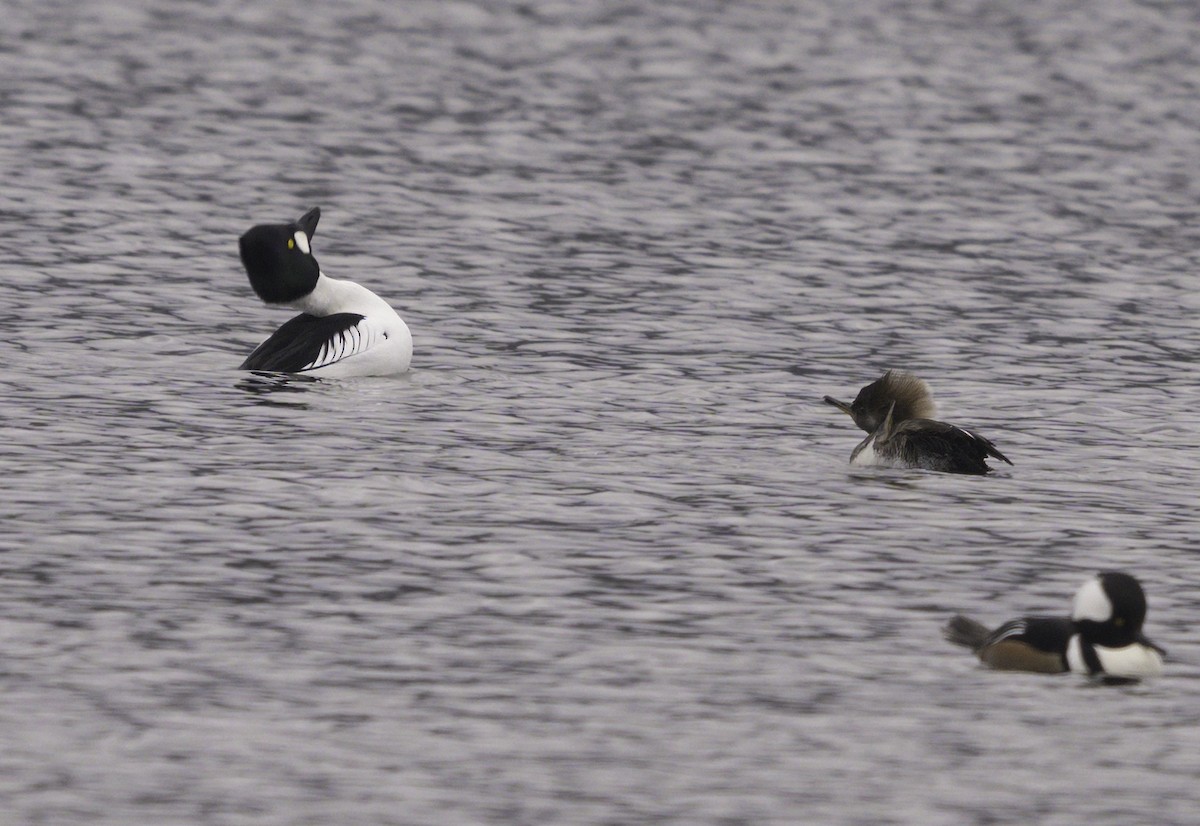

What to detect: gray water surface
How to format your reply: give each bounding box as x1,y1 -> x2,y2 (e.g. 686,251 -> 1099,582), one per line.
4,1 -> 1200,823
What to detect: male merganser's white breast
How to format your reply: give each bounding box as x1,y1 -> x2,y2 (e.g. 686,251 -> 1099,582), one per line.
1096,643 -> 1164,678
1066,634 -> 1164,679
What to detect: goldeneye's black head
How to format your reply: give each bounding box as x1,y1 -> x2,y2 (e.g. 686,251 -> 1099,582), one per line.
824,370 -> 936,433
238,207 -> 322,305
1072,571 -> 1151,648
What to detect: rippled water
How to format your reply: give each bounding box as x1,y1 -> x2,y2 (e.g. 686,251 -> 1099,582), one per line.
4,1 -> 1200,823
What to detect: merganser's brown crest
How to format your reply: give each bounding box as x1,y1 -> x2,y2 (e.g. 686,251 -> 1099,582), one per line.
824,370 -> 1012,475
822,369 -> 936,433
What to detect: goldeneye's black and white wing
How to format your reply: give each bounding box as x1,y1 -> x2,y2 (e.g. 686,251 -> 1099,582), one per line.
892,419 -> 1013,474
241,312 -> 370,372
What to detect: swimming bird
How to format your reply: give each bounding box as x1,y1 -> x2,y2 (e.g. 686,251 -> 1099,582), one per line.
823,370 -> 1012,474
237,207 -> 413,377
944,572 -> 1165,680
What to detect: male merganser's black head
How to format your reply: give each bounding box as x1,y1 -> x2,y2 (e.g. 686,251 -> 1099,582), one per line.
1067,571 -> 1165,680
1072,571 -> 1152,648
238,207 -> 322,305
823,370 -> 937,433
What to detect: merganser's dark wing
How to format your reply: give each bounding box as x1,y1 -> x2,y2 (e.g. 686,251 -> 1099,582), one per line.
890,418 -> 1012,475
984,616 -> 1073,653
945,615 -> 1072,673
241,312 -> 367,372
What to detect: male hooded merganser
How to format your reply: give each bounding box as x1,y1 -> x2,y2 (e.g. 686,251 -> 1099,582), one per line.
823,370 -> 1012,475
237,207 -> 413,377
944,572 -> 1165,680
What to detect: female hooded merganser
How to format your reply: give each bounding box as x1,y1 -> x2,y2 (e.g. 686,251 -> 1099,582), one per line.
944,572 -> 1165,680
823,370 -> 1012,475
237,207 -> 413,377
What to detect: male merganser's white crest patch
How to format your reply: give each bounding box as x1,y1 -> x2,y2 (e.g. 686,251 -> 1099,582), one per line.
1072,577 -> 1113,623
293,229 -> 310,255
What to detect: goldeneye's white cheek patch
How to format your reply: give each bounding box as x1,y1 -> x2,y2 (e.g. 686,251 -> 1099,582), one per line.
293,230 -> 311,255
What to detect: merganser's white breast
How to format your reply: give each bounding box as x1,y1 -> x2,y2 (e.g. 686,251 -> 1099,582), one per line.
1066,634 -> 1164,679
849,435 -> 890,468
237,207 -> 412,377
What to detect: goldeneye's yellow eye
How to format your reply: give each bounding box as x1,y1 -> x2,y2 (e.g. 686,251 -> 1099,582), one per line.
287,238 -> 295,250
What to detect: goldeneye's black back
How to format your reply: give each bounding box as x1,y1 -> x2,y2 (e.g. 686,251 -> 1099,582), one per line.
236,207 -> 413,377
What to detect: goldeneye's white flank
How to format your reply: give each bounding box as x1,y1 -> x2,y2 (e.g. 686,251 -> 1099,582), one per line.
944,572 -> 1165,681
237,207 -> 412,377
823,370 -> 1011,475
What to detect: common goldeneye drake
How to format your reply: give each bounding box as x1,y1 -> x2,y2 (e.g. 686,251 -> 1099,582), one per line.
237,207 -> 412,377
944,572 -> 1165,681
823,370 -> 1012,475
